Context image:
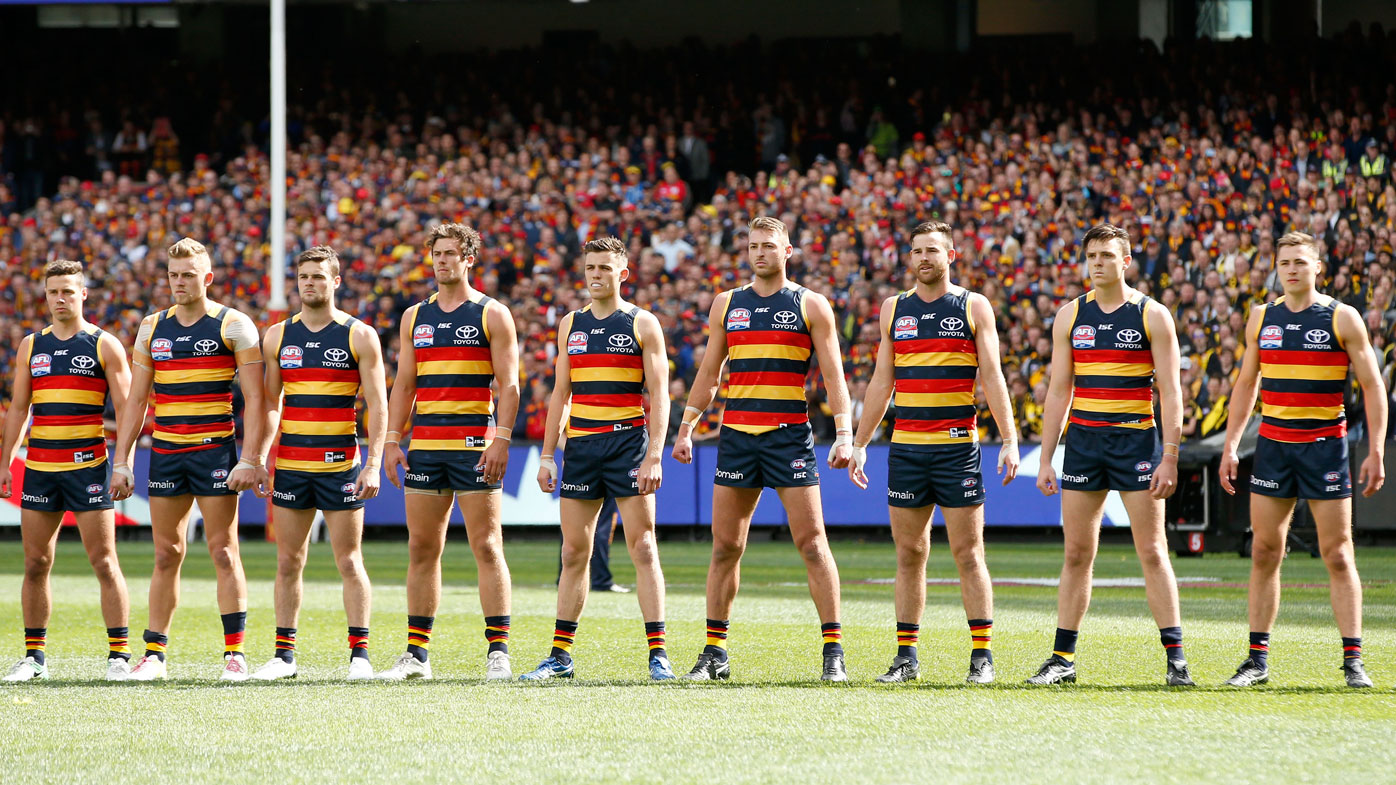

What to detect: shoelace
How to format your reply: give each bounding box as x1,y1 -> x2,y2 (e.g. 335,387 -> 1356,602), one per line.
225,657 -> 245,674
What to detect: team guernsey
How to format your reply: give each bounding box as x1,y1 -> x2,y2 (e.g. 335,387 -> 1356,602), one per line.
1249,295 -> 1352,500
1061,290 -> 1161,491
715,283 -> 819,488
19,325 -> 113,512
273,313 -> 364,510
145,304 -> 242,497
560,304 -> 649,500
886,287 -> 984,508
406,291 -> 500,492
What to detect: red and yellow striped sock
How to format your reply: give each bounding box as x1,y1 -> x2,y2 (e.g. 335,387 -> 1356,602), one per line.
107,627 -> 131,661
822,622 -> 843,656
551,619 -> 579,662
407,615 -> 433,662
274,627 -> 296,663
969,618 -> 993,663
645,621 -> 666,658
896,622 -> 918,658
704,619 -> 729,655
221,612 -> 246,658
23,628 -> 46,665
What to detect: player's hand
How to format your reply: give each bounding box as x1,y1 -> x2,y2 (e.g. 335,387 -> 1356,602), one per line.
384,443 -> 408,490
1150,456 -> 1178,500
1037,463 -> 1058,497
1359,451 -> 1385,497
0,467 -> 12,499
1218,449 -> 1239,495
998,440 -> 1020,485
537,454 -> 557,493
355,462 -> 381,500
476,440 -> 509,485
848,444 -> 868,489
827,433 -> 852,470
252,466 -> 271,498
110,464 -> 134,501
672,432 -> 693,464
228,464 -> 257,493
636,454 -> 663,495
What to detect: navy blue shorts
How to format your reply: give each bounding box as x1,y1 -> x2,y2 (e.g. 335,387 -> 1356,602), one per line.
148,441 -> 238,497
714,423 -> 819,489
404,450 -> 499,493
21,462 -> 113,512
887,443 -> 984,508
1060,426 -> 1160,493
561,427 -> 648,500
1250,436 -> 1352,500
272,466 -> 364,511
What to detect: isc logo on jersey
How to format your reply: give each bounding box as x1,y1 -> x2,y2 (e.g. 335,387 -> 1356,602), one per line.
151,338 -> 174,361
413,324 -> 435,348
727,308 -> 751,331
894,315 -> 918,339
567,331 -> 588,355
280,345 -> 303,369
1072,325 -> 1096,349
29,353 -> 52,377
1259,325 -> 1284,349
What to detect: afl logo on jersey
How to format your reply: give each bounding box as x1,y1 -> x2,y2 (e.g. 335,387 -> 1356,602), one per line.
1259,324 -> 1284,349
894,315 -> 918,339
342,482 -> 357,494
29,353 -> 52,376
151,338 -> 174,361
86,483 -> 104,494
413,324 -> 435,348
1117,329 -> 1142,344
567,331 -> 589,355
280,346 -> 303,368
72,354 -> 96,370
727,308 -> 751,330
1072,325 -> 1096,349
211,469 -> 229,480
961,477 -> 978,488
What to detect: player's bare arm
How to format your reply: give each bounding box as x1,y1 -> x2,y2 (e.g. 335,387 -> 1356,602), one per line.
0,335 -> 35,499
228,312 -> 268,496
383,303 -> 421,490
1220,305 -> 1266,495
970,292 -> 1020,484
111,314 -> 159,500
537,312 -> 575,493
353,320 -> 390,500
1337,303 -> 1388,496
1146,301 -> 1183,500
1036,301 -> 1078,496
849,297 -> 897,489
672,290 -> 732,464
806,290 -> 853,469
479,300 -> 520,485
636,309 -> 670,495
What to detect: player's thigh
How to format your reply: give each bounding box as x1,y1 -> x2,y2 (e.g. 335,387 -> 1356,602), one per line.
71,508 -> 119,563
1307,497 -> 1354,556
1060,489 -> 1108,556
148,495 -> 195,545
405,492 -> 455,556
20,508 -> 65,565
889,504 -> 934,559
457,490 -> 504,549
560,497 -> 605,553
614,493 -> 657,534
940,503 -> 986,560
775,483 -> 829,545
273,505 -> 319,563
711,484 -> 761,552
1249,493 -> 1297,551
322,507 -> 367,564
1119,488 -> 1166,546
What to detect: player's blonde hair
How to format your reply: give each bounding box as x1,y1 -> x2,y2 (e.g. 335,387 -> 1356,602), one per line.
167,237 -> 212,271
748,216 -> 789,242
426,223 -> 481,259
1276,231 -> 1319,258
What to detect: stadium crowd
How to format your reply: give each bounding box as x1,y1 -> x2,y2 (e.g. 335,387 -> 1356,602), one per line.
4,31 -> 1396,445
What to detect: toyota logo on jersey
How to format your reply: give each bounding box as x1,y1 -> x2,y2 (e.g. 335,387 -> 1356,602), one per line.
894,315 -> 918,339
941,316 -> 964,332
29,353 -> 52,376
456,325 -> 478,341
774,310 -> 798,325
567,331 -> 588,355
325,348 -> 350,363
1117,329 -> 1142,344
150,338 -> 174,361
195,339 -> 219,354
1259,324 -> 1284,349
280,346 -> 303,368
727,308 -> 751,330
413,324 -> 435,348
1304,329 -> 1331,345
609,333 -> 634,348
1072,325 -> 1096,349
72,354 -> 96,369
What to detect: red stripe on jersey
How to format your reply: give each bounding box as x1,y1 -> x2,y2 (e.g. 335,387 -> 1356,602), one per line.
276,444 -> 358,463
26,443 -> 106,463
412,425 -> 492,440
1258,390 -> 1345,407
726,371 -> 808,388
893,378 -> 976,393
570,418 -> 647,434
31,414 -> 104,427
1073,386 -> 1153,400
282,406 -> 357,422
571,393 -> 645,408
1259,422 -> 1347,441
719,409 -> 809,426
569,353 -> 643,369
415,386 -> 492,402
154,392 -> 232,405
725,330 -> 812,348
281,368 -> 360,383
1069,414 -> 1154,427
415,345 -> 492,363
1072,349 -> 1154,364
1258,349 -> 1348,366
153,420 -> 231,434
30,375 -> 107,392
153,355 -> 236,371
893,417 -> 975,432
894,338 -> 976,354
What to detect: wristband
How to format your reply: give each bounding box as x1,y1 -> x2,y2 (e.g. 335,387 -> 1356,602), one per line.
1163,443 -> 1180,457
386,430 -> 402,440
682,405 -> 703,428
834,413 -> 852,433
385,440 -> 400,446
233,460 -> 259,473
540,454 -> 557,473
113,464 -> 135,483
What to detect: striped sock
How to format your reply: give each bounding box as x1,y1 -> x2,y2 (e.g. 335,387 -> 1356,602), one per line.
23,628 -> 46,666
969,618 -> 993,664
221,612 -> 246,658
896,622 -> 918,659
645,621 -> 666,659
1160,626 -> 1184,663
143,629 -> 168,662
703,619 -> 729,660
107,627 -> 131,662
348,626 -> 370,661
484,616 -> 510,655
1342,637 -> 1362,662
1052,628 -> 1078,663
274,627 -> 297,663
407,615 -> 433,662
551,619 -> 579,664
1249,631 -> 1270,667
821,622 -> 843,657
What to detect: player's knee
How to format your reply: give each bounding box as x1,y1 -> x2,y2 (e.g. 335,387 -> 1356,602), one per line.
22,551 -> 53,579
278,549 -> 308,576
336,551 -> 365,579
626,533 -> 658,565
1321,542 -> 1355,575
469,535 -> 505,568
949,540 -> 983,571
207,543 -> 239,572
1250,539 -> 1285,572
153,541 -> 186,571
897,538 -> 929,568
88,551 -> 122,582
1135,544 -> 1168,573
1062,542 -> 1096,571
793,533 -> 829,564
408,538 -> 443,566
711,535 -> 746,564
560,541 -> 591,571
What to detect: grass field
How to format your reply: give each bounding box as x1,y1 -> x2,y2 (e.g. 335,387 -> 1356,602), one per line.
0,533 -> 1393,784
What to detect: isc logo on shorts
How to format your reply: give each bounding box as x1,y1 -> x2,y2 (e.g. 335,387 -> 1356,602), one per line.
151,338 -> 174,361
790,458 -> 806,470
413,324 -> 435,348
280,346 -> 303,369
1072,325 -> 1096,349
726,308 -> 751,331
894,315 -> 918,339
1325,471 -> 1340,482
86,483 -> 104,494
1259,324 -> 1284,349
29,353 -> 52,377
567,331 -> 588,355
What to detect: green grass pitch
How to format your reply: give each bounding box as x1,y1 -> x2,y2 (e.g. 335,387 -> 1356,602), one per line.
1,535 -> 1392,784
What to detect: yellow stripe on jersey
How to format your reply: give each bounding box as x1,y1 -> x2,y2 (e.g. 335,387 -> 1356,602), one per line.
1073,362 -> 1155,377
1260,404 -> 1345,420
1075,419 -> 1155,430
415,400 -> 493,416
153,426 -> 235,444
31,389 -> 106,407
409,437 -> 495,452
157,400 -> 234,417
893,391 -> 975,408
726,384 -> 807,401
153,367 -> 235,385
280,419 -> 358,436
284,381 -> 360,397
569,366 -> 644,383
1071,397 -> 1154,414
276,458 -> 358,473
891,431 -> 968,446
727,344 -> 810,362
29,423 -> 105,441
1259,363 -> 1349,381
417,360 -> 493,377
894,352 -> 977,367
568,403 -> 646,421
27,456 -> 107,472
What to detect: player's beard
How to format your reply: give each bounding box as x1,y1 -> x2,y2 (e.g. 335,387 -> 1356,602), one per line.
752,260 -> 785,281
435,268 -> 463,286
916,264 -> 947,286
301,290 -> 329,309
